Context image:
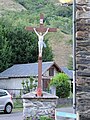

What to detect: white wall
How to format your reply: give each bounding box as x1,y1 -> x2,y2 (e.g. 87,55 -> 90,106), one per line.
0,78 -> 25,89
43,67 -> 58,77
0,78 -> 30,96
0,77 -> 38,96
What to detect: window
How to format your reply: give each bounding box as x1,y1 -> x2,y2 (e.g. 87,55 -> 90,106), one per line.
0,92 -> 7,97
49,67 -> 54,76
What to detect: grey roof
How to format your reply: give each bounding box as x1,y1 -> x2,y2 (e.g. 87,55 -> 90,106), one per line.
60,67 -> 73,79
0,61 -> 73,79
0,61 -> 56,79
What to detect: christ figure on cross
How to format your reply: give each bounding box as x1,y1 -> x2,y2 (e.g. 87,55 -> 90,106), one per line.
33,28 -> 49,57
26,14 -> 57,96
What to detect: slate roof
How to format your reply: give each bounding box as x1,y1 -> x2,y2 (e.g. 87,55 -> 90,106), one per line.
0,61 -> 73,80
60,67 -> 73,79
0,61 -> 57,79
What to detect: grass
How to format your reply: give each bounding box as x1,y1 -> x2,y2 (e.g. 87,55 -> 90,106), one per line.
13,98 -> 23,112
13,107 -> 23,112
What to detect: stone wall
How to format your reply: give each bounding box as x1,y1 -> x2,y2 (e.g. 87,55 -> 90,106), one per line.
76,0 -> 90,119
22,91 -> 58,120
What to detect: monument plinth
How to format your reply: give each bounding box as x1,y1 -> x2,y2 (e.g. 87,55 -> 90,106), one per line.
22,91 -> 58,120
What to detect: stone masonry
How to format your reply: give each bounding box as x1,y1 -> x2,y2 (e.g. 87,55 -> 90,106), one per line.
76,0 -> 90,119
22,91 -> 58,120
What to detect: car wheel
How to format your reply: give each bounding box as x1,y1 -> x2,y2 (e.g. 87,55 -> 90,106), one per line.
4,104 -> 12,114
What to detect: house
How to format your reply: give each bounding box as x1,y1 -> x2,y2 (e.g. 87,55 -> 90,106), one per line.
0,61 -> 73,96
60,66 -> 73,80
0,61 -> 61,95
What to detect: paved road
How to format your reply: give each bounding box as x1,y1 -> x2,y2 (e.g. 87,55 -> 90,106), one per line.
56,107 -> 73,113
56,107 -> 74,120
0,111 -> 23,120
0,107 -> 73,120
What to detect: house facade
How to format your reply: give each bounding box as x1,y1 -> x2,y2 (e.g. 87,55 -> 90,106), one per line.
0,61 -> 62,96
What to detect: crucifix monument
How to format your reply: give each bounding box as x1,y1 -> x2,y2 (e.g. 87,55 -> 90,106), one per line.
26,14 -> 57,96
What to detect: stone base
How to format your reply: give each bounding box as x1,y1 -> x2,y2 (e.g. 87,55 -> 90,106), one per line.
22,91 -> 58,120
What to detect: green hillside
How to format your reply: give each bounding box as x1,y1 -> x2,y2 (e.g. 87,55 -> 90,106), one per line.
0,0 -> 73,67
0,0 -> 26,12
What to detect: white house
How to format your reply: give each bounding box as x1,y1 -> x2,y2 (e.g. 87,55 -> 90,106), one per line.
0,61 -> 73,96
0,61 -> 61,95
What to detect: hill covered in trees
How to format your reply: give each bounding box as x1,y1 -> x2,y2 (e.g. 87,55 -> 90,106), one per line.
0,0 -> 73,72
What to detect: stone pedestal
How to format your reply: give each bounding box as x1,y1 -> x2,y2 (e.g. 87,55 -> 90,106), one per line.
22,91 -> 58,120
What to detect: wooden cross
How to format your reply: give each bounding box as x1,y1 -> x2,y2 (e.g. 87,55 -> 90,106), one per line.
26,14 -> 57,96
26,14 -> 57,33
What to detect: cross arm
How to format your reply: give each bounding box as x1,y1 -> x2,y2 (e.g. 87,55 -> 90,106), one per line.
26,27 -> 57,32
48,28 -> 57,32
35,27 -> 57,32
25,27 -> 34,31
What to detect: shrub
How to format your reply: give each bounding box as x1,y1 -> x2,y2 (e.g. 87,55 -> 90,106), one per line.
40,116 -> 53,120
22,77 -> 37,94
50,73 -> 70,98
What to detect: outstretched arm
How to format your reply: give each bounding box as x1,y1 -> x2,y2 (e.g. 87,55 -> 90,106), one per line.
33,28 -> 39,36
43,28 -> 49,36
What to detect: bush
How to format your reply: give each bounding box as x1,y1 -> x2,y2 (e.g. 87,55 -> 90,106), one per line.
50,73 -> 70,98
40,116 -> 53,120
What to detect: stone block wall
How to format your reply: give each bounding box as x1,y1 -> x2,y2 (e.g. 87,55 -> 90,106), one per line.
22,91 -> 58,120
76,0 -> 90,119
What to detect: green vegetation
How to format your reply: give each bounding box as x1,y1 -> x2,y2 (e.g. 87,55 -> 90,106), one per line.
50,73 -> 70,98
2,0 -> 72,34
0,0 -> 73,72
22,77 -> 37,94
40,116 -> 53,120
67,56 -> 73,70
13,98 -> 23,109
0,18 -> 53,72
28,116 -> 53,120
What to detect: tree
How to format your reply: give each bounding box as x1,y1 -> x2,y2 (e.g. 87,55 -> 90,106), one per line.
0,38 -> 12,72
0,0 -> 72,72
0,18 -> 53,72
0,20 -> 12,72
50,73 -> 70,98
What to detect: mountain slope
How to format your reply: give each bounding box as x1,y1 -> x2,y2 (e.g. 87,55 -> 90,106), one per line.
46,30 -> 72,66
0,0 -> 72,67
0,0 -> 26,13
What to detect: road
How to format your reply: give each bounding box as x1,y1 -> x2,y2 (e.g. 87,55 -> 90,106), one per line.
0,111 -> 23,120
56,107 -> 74,120
56,107 -> 73,113
0,107 -> 73,120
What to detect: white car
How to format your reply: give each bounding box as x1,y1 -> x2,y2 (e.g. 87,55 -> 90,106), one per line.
0,89 -> 13,114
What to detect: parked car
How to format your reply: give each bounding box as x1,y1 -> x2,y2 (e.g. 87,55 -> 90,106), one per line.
0,89 -> 13,114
